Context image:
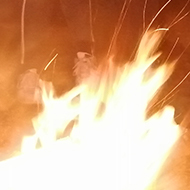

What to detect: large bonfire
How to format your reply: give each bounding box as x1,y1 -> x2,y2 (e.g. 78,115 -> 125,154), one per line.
0,30 -> 181,190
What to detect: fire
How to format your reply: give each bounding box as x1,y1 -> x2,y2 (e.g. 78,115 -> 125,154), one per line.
0,30 -> 181,190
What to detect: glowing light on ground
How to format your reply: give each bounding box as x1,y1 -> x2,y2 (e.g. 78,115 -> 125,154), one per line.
0,30 -> 181,190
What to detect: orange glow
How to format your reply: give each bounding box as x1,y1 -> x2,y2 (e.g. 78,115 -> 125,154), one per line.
0,30 -> 181,190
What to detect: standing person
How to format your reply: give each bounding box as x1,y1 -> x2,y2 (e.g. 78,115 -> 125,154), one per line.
59,0 -> 123,83
17,0 -> 160,103
17,0 -> 122,103
60,0 -> 95,84
60,0 -> 160,66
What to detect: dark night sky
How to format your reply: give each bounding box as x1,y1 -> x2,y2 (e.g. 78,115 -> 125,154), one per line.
0,0 -> 189,65
0,0 -> 190,119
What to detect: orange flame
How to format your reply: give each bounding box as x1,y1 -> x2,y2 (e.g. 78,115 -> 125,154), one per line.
0,30 -> 181,190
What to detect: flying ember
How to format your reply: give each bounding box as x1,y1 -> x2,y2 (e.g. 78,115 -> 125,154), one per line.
0,30 -> 181,190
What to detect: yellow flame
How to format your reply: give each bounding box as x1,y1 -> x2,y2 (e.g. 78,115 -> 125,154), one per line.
0,30 -> 181,190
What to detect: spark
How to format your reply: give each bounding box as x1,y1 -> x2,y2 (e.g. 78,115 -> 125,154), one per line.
162,90 -> 178,106
128,0 -> 173,63
165,37 -> 179,63
107,0 -> 132,57
89,0 -> 95,54
154,28 -> 169,32
21,0 -> 27,64
169,11 -> 190,29
143,0 -> 148,31
145,0 -> 172,34
44,53 -> 58,71
150,41 -> 190,110
128,28 -> 167,63
169,0 -> 190,28
152,71 -> 190,110
165,71 -> 190,102
175,41 -> 190,63
174,113 -> 181,120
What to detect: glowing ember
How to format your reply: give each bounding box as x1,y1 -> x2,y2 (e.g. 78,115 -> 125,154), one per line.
0,30 -> 181,190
